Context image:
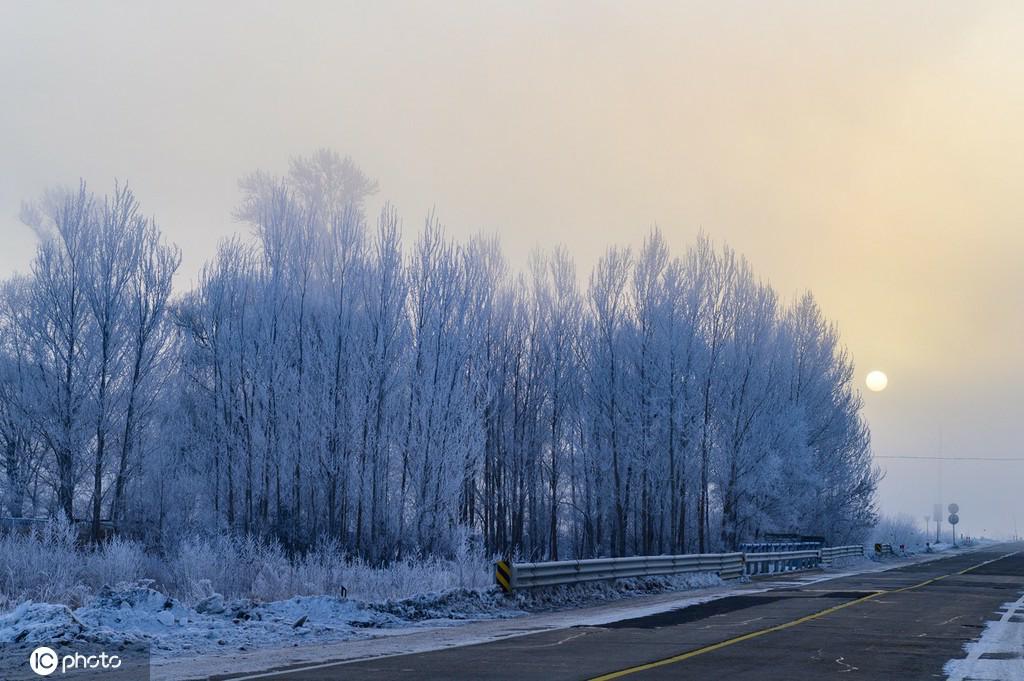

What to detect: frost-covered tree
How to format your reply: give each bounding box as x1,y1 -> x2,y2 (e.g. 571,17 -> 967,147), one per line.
0,153 -> 878,560
0,277 -> 41,518
1,183 -> 179,534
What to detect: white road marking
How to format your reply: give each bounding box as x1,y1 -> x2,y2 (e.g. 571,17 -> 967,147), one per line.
835,656 -> 858,673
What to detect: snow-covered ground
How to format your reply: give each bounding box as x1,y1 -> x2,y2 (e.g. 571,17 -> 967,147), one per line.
0,585 -> 402,656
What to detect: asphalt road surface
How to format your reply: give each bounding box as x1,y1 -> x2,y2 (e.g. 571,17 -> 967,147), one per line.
228,544 -> 1024,680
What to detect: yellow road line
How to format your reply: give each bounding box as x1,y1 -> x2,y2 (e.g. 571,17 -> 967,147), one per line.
590,550 -> 1019,681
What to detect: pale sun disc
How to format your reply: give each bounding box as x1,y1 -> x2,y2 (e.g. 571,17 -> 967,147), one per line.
865,370 -> 888,392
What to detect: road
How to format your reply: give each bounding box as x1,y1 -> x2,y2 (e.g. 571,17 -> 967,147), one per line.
226,544 -> 1024,680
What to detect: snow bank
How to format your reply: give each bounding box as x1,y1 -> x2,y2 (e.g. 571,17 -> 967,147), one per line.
368,588 -> 523,622
0,572 -> 723,659
0,583 -> 405,656
0,602 -> 91,644
363,573 -> 722,623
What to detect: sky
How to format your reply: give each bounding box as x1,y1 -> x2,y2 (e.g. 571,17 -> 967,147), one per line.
1,1 -> 1022,538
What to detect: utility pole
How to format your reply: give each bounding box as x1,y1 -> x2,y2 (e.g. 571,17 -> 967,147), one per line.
937,431 -> 943,543
948,503 -> 959,548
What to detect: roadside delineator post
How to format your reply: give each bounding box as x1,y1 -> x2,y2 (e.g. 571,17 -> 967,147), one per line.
495,560 -> 513,594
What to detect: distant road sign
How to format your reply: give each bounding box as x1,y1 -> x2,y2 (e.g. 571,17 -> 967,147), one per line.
949,513 -> 959,525
948,503 -> 959,514
933,504 -> 943,522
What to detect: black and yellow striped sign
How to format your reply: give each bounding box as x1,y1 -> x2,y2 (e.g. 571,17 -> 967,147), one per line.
495,560 -> 512,593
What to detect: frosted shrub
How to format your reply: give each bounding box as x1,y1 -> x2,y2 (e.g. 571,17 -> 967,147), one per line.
872,513 -> 928,550
330,537 -> 492,602
337,554 -> 492,602
286,541 -> 349,598
157,533 -> 491,604
0,518 -> 145,609
82,537 -> 145,590
0,526 -> 492,611
156,533 -> 290,603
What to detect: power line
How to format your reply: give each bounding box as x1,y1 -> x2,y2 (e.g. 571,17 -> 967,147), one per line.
874,455 -> 1024,461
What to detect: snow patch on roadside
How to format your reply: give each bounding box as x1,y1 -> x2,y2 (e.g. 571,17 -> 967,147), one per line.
1,583 -> 409,656
0,602 -> 93,644
945,589 -> 1024,681
0,573 -> 722,659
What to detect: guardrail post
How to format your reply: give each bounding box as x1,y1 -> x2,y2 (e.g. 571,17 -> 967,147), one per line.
495,560 -> 513,594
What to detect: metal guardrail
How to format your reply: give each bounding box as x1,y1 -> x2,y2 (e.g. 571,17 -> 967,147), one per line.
496,553 -> 744,591
742,549 -> 820,576
822,545 -> 865,564
496,545 -> 865,592
740,541 -> 822,553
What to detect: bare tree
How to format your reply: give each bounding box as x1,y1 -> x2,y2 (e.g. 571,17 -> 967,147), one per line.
22,184 -> 95,521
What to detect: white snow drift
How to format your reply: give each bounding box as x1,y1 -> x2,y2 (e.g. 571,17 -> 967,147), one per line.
0,573 -> 721,659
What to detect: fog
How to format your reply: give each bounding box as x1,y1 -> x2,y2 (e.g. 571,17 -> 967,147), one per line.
2,1 -> 1022,537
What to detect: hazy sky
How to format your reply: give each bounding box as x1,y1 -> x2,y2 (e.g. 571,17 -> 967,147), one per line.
2,1 -> 1022,537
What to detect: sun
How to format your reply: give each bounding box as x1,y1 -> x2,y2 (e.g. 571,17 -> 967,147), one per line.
865,370 -> 888,392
